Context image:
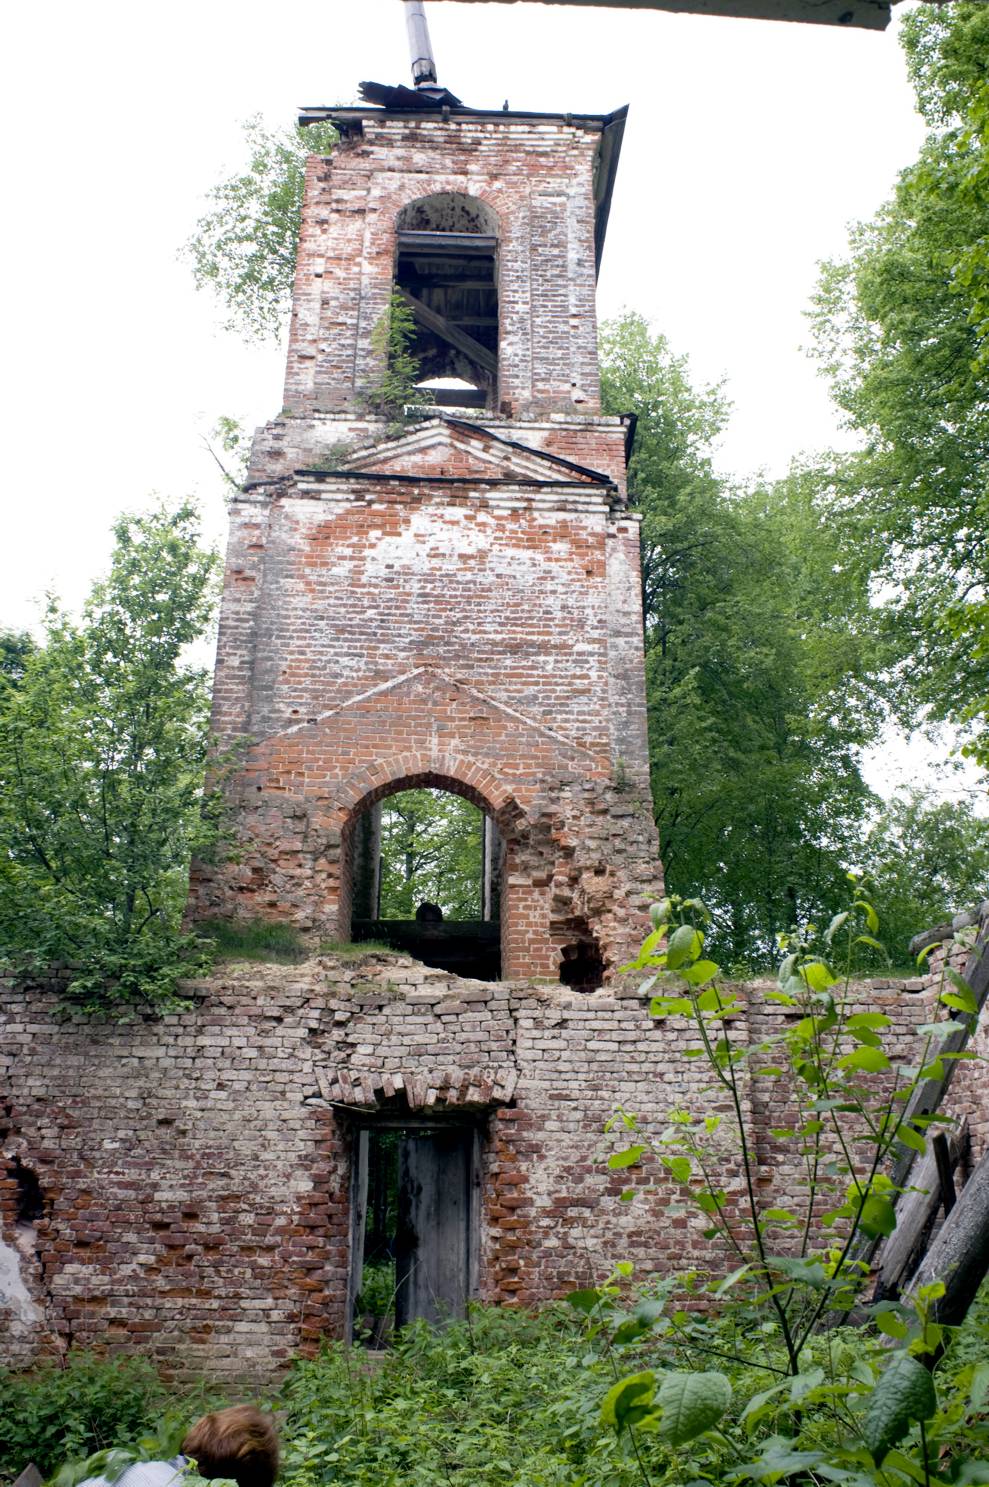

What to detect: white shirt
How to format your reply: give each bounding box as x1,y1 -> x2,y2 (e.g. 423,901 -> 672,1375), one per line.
79,1459 -> 189,1487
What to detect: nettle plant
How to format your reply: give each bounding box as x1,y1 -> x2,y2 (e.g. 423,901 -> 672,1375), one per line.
572,883 -> 989,1486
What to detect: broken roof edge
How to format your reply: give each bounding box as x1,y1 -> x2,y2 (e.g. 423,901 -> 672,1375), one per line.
299,102 -> 629,274
422,0 -> 893,30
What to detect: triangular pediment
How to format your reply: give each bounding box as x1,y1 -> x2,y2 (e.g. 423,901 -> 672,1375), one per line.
308,417 -> 612,487
275,664 -> 601,763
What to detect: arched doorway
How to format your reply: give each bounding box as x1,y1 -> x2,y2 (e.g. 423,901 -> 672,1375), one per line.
343,773 -> 509,980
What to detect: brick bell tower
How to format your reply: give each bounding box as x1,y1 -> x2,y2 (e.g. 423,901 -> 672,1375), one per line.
193,17 -> 663,982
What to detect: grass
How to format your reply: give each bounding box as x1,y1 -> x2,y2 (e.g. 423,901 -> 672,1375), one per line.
318,938 -> 401,958
198,920 -> 403,966
197,918 -> 309,964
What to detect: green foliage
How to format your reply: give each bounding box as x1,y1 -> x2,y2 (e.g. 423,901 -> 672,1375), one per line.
203,414 -> 250,495
277,1308 -> 672,1487
198,916 -> 309,964
809,2 -> 989,772
0,631 -> 35,694
601,315 -> 881,965
378,789 -> 483,920
185,116 -> 338,341
585,888 -> 989,1486
0,504 -> 224,1015
367,289 -> 431,425
355,1259 -> 396,1320
26,1287 -> 989,1487
862,788 -> 989,964
0,1353 -> 171,1480
861,1351 -> 936,1466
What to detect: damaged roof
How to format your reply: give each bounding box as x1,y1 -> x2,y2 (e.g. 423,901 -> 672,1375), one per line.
299,96 -> 628,273
422,0 -> 897,31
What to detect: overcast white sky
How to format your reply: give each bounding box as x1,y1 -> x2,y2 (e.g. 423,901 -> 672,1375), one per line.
4,0 -> 963,796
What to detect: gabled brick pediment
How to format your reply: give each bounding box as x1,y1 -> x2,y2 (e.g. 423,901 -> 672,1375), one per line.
324,417 -> 613,487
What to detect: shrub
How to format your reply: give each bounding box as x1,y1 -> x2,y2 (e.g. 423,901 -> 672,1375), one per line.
0,1354 -> 167,1481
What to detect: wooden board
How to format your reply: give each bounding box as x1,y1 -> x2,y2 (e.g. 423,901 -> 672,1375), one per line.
395,1127 -> 471,1326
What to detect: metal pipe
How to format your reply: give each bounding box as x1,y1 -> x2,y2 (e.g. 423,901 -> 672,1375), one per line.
404,0 -> 438,88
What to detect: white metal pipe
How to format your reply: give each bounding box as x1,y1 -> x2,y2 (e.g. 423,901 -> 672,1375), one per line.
404,0 -> 438,87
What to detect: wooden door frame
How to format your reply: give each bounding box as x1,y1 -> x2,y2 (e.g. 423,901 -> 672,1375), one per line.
345,1113 -> 484,1340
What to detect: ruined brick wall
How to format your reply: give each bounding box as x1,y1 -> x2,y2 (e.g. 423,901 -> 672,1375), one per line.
284,115 -> 602,419
193,414 -> 660,978
4,949 -> 986,1382
193,102 -> 662,981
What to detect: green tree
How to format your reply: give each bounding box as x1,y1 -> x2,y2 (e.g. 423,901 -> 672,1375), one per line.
185,115 -> 337,341
378,789 -> 484,920
0,630 -> 34,693
862,786 -> 989,965
0,504 -> 223,1014
809,1 -> 989,773
367,287 -> 431,425
601,314 -> 881,965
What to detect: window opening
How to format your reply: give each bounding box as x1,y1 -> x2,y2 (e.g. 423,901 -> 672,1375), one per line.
394,194 -> 498,410
351,788 -> 501,979
350,1120 -> 478,1345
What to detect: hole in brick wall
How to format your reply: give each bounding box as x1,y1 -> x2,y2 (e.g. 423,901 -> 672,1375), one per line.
351,786 -> 502,980
13,1157 -> 44,1225
394,192 -> 499,410
559,926 -> 605,993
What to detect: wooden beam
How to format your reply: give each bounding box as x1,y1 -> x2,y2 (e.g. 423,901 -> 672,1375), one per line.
865,914 -> 989,1300
888,925 -> 989,1193
398,288 -> 498,376
397,231 -> 498,256
906,1141 -> 989,1362
872,1120 -> 968,1304
932,1132 -> 957,1217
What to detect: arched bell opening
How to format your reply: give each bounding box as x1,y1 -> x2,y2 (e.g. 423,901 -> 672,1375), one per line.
343,773 -> 509,980
394,192 -> 500,411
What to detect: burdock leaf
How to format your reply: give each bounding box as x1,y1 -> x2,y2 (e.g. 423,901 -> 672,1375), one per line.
862,1353 -> 936,1465
657,1370 -> 732,1445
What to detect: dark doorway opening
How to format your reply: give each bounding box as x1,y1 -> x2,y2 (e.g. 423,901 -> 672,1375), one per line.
351,787 -> 502,979
349,1119 -> 480,1344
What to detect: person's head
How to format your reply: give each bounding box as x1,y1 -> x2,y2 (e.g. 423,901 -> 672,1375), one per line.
182,1405 -> 279,1487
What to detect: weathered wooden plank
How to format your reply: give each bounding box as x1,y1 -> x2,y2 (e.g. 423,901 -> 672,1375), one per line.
932,1133 -> 957,1217
865,915 -> 989,1295
398,288 -> 498,375
888,925 -> 989,1193
395,1127 -> 471,1327
872,1119 -> 968,1303
347,1127 -> 369,1342
906,1141 -> 989,1359
397,230 -> 498,255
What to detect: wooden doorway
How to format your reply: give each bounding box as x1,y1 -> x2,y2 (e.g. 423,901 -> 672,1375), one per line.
348,1118 -> 481,1341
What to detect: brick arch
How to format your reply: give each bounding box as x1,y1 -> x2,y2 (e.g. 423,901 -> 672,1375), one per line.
330,753 -> 526,833
330,755 -> 549,977
394,190 -> 501,239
